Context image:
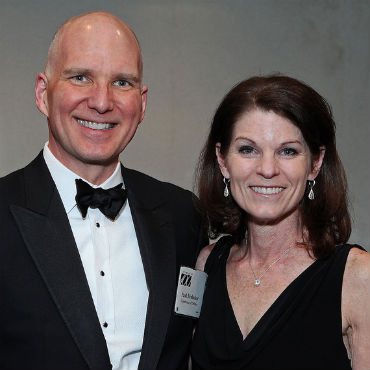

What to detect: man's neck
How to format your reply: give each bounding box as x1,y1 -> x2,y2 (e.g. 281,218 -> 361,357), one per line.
47,144 -> 119,186
70,162 -> 119,186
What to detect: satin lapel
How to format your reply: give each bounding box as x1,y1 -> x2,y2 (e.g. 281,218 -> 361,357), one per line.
10,153 -> 111,370
122,166 -> 177,370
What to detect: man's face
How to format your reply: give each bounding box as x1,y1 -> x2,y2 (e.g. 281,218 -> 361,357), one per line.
36,17 -> 147,177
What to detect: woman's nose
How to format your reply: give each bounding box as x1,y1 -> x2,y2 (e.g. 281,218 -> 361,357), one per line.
256,154 -> 280,178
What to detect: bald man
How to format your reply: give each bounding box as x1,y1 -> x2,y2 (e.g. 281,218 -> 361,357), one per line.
0,11 -> 207,370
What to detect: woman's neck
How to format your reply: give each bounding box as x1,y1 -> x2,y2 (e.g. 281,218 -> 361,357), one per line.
245,212 -> 303,262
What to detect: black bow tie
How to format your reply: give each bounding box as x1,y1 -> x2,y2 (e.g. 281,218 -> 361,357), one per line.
75,179 -> 127,220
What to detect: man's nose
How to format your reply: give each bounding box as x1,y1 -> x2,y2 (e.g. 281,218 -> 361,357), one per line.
87,84 -> 114,113
256,154 -> 280,178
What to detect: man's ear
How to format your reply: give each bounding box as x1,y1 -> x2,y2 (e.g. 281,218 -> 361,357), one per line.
308,146 -> 326,180
216,143 -> 230,179
138,85 -> 148,124
35,73 -> 49,117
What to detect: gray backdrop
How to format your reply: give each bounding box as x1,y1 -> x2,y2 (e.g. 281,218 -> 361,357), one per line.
1,0 -> 369,249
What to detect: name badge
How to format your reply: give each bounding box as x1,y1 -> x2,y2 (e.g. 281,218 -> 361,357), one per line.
174,266 -> 208,318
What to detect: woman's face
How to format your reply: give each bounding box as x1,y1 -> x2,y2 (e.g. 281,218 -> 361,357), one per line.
216,109 -> 325,225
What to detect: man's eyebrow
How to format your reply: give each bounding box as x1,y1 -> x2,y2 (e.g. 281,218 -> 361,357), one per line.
114,73 -> 141,84
62,68 -> 93,76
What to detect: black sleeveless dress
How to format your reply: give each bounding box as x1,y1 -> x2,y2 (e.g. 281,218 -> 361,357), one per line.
191,235 -> 362,369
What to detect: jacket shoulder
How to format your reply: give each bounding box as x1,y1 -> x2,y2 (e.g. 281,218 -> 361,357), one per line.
0,166 -> 26,199
123,167 -> 193,199
0,152 -> 46,206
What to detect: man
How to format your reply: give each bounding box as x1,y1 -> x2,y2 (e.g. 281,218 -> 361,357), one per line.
0,11 -> 207,370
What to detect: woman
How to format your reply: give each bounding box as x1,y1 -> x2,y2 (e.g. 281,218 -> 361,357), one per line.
191,76 -> 369,369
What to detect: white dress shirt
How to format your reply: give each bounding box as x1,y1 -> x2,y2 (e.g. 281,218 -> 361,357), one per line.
43,143 -> 148,370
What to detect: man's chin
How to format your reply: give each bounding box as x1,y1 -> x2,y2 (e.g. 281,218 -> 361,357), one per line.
80,155 -> 120,167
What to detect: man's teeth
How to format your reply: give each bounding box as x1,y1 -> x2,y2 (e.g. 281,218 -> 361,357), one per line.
251,186 -> 284,195
77,119 -> 114,130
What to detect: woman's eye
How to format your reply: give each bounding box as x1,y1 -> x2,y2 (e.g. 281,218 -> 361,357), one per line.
239,145 -> 255,154
281,147 -> 298,156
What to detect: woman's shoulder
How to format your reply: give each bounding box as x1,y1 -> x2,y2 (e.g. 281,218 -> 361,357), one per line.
195,235 -> 235,272
342,245 -> 369,319
344,246 -> 369,284
195,243 -> 216,271
341,246 -> 370,367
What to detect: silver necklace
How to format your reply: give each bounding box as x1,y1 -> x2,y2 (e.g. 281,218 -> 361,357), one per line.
247,245 -> 294,287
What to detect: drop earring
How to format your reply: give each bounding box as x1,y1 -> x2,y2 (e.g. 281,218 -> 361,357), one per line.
308,180 -> 316,200
223,177 -> 230,197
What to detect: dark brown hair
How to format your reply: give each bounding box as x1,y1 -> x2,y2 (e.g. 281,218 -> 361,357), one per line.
196,75 -> 351,259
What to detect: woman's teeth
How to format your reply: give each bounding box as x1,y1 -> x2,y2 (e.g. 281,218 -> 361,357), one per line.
77,119 -> 114,130
251,186 -> 284,194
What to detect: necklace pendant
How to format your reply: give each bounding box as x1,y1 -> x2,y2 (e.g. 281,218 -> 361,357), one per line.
254,279 -> 261,286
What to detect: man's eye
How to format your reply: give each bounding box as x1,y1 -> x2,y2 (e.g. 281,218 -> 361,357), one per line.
113,80 -> 130,87
72,75 -> 88,82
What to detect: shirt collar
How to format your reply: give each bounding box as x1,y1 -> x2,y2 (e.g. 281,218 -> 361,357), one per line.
43,142 -> 123,214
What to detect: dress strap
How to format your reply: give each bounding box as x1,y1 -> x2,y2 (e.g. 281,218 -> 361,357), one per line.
204,235 -> 235,275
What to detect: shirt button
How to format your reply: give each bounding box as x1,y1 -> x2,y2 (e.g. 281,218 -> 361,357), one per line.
96,222 -> 100,228
100,271 -> 105,276
103,322 -> 108,328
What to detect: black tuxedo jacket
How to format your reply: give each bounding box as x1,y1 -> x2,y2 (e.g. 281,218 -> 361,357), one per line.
0,152 -> 207,370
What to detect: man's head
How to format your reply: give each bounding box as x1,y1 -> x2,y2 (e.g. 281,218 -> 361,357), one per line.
35,11 -> 148,183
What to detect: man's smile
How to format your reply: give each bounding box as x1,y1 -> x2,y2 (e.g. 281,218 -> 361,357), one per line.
77,118 -> 115,130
